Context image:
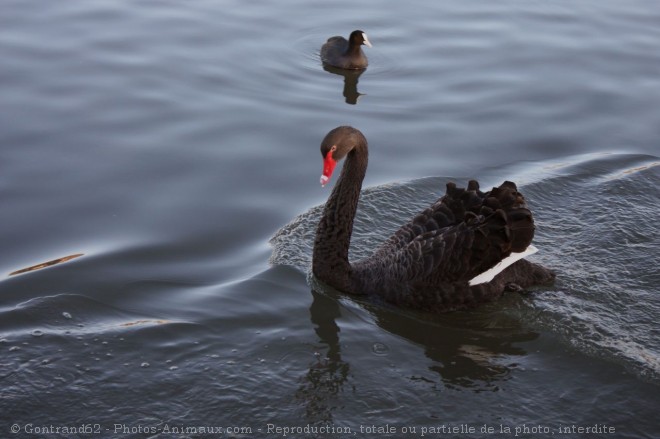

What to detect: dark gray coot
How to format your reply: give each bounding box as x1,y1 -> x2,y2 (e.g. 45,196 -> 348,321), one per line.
321,30 -> 372,70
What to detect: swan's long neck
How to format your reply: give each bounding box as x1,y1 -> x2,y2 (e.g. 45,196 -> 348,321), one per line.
313,142 -> 368,293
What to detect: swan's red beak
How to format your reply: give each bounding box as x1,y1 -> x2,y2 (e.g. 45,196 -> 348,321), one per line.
320,149 -> 337,187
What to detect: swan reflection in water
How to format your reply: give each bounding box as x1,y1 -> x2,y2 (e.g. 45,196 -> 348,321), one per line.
295,287 -> 538,422
322,64 -> 365,105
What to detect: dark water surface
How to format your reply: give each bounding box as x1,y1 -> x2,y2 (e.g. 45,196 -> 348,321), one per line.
2,0 -> 659,438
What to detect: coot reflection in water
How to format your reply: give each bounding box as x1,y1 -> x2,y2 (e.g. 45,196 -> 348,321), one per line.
322,64 -> 366,105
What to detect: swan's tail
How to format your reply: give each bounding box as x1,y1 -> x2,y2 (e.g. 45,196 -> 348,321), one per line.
479,181 -> 535,253
444,180 -> 538,280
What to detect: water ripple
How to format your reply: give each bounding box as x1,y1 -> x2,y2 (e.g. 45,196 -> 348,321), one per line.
271,153 -> 660,381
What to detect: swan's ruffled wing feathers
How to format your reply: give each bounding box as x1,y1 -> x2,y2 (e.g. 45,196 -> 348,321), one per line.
385,223 -> 472,283
355,180 -> 536,286
368,183 -> 475,260
414,208 -> 529,285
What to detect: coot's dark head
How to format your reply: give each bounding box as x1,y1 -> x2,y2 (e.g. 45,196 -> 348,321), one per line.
319,126 -> 366,186
349,30 -> 372,48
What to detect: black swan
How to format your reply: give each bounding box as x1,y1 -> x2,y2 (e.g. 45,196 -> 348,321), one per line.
321,30 -> 372,70
312,126 -> 555,312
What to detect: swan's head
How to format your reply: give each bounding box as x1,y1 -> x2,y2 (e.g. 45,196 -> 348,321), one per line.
319,126 -> 365,187
349,30 -> 372,48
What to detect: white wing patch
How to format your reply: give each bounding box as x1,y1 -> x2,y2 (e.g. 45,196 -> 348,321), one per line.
468,245 -> 539,286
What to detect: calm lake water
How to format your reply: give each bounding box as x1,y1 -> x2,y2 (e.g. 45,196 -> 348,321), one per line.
1,0 -> 659,438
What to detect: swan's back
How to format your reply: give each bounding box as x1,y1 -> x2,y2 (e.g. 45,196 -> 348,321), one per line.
350,180 -> 551,310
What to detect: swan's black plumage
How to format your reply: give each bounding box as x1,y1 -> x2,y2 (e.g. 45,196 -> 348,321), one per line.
312,126 -> 554,312
321,30 -> 371,70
